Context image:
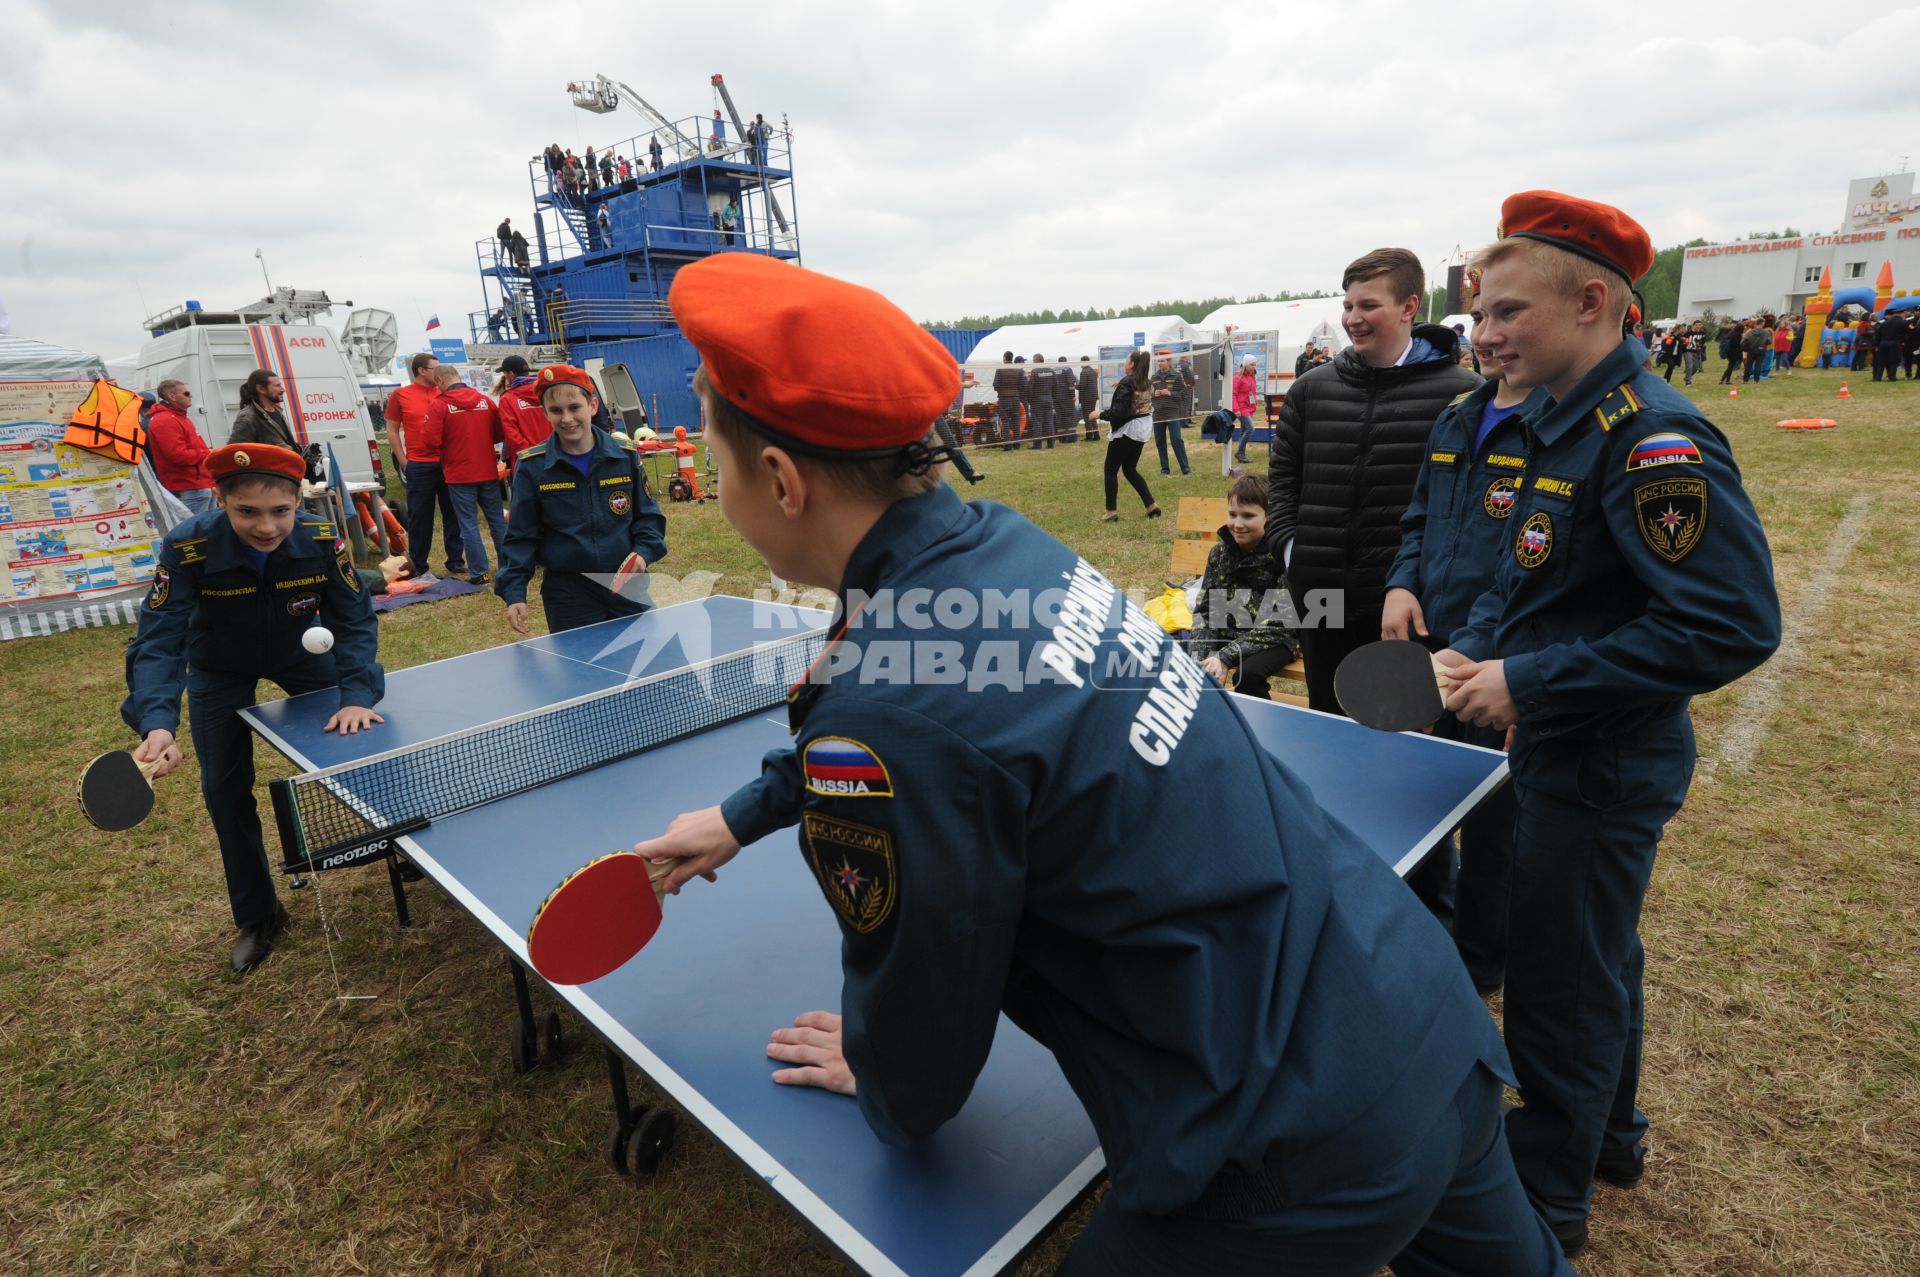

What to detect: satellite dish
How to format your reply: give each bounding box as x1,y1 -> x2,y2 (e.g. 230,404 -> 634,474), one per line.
340,309 -> 399,377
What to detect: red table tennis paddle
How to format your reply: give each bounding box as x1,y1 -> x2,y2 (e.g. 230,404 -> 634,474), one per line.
1334,639 -> 1450,733
610,552 -> 644,597
526,852 -> 673,985
78,750 -> 162,831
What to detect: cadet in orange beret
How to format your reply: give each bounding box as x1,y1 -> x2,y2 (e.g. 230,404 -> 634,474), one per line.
494,365 -> 667,634
1438,191 -> 1782,1255
639,254 -> 1571,1273
122,443 -> 385,972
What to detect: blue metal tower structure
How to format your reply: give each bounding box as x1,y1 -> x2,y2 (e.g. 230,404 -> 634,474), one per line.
469,90 -> 798,432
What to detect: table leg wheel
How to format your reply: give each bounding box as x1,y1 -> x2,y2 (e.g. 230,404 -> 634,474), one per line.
541,1010 -> 564,1063
509,1017 -> 539,1074
625,1107 -> 676,1175
604,1109 -> 645,1175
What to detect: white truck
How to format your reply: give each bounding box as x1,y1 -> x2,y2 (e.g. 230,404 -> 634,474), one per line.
130,301 -> 386,497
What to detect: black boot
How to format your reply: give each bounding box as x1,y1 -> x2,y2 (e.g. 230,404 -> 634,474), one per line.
230,902 -> 289,973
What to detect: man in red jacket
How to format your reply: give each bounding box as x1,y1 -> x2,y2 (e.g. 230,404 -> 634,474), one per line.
422,366 -> 507,584
146,380 -> 215,514
386,352 -> 467,579
494,354 -> 550,465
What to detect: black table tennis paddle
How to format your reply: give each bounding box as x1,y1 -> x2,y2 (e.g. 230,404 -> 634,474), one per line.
1334,640 -> 1448,732
78,751 -> 161,831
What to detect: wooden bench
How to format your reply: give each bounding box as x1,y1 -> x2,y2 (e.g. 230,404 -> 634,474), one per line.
1171,498 -> 1308,707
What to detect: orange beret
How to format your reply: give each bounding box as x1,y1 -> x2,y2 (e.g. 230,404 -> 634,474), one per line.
536,364 -> 599,400
669,254 -> 960,455
207,443 -> 304,484
1498,190 -> 1654,284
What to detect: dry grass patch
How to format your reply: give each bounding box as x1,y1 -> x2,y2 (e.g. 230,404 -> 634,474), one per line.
3,377 -> 1915,1273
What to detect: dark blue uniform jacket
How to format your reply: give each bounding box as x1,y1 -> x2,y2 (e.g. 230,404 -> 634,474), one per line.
497,427 -> 667,606
721,484 -> 1509,1216
1452,339 -> 1781,738
1386,382 -> 1545,639
122,508 -> 383,735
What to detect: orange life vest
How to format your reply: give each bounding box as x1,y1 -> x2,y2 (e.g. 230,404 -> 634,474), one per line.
64,380 -> 149,464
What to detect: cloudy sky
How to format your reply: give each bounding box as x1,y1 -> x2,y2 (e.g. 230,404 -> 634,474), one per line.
4,0 -> 1916,359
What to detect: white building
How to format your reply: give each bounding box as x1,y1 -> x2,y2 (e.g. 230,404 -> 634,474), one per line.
1677,173 -> 1920,319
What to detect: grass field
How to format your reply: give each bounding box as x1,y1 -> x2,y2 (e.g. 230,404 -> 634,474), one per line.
3,367 -> 1915,1275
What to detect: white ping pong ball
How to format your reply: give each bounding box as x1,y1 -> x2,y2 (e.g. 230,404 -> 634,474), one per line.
302,626 -> 335,654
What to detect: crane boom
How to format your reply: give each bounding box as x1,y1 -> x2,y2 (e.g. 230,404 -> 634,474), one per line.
709,73 -> 791,235
570,75 -> 700,162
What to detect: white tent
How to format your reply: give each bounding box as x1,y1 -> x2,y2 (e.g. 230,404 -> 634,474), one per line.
961,315 -> 1199,366
1195,299 -> 1348,353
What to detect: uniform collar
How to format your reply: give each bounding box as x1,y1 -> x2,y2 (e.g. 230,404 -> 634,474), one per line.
1526,339 -> 1649,447
196,510 -> 322,571
538,426 -> 619,470
837,484 -> 968,607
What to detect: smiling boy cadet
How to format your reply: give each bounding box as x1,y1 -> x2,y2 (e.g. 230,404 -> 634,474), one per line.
495,365 -> 667,635
122,443 -> 384,973
1440,191 -> 1782,1256
638,253 -> 1572,1275
1383,296 -> 1545,997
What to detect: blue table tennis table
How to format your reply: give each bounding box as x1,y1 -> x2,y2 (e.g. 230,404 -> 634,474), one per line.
243,594 -> 1507,1277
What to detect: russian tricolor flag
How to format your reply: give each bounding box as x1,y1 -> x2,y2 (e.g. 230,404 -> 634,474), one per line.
1627,432 -> 1701,469
425,314 -> 442,331
803,738 -> 893,797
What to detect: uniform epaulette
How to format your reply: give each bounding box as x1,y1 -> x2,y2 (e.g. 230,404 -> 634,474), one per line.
303,520 -> 338,542
1592,382 -> 1643,433
1447,390 -> 1474,408
517,444 -> 548,460
171,534 -> 209,564
618,438 -> 638,452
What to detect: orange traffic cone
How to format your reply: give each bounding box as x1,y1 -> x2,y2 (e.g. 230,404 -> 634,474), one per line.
1837,380 -> 1851,399
1728,386 -> 1739,398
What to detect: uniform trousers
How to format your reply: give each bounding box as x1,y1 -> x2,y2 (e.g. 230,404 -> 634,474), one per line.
1057,1063 -> 1572,1277
1152,419 -> 1190,474
997,400 -> 1022,450
1434,711 -> 1515,992
1503,717 -> 1694,1231
186,660 -> 340,929
1027,398 -> 1056,449
540,569 -> 650,633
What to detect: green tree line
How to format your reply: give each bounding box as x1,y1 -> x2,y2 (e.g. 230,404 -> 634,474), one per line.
922,290 -> 1338,330
933,229 -> 1811,332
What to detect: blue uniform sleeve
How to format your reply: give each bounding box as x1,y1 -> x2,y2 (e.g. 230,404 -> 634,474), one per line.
718,746 -> 804,846
1503,422 -> 1781,712
321,535 -> 385,709
496,459 -> 543,605
795,696 -> 1028,1146
1385,452 -> 1433,596
120,542 -> 199,737
625,451 -> 667,567
1448,576 -> 1506,662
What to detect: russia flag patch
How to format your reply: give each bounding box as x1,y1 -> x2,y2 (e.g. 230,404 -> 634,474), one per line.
1626,432 -> 1702,471
803,737 -> 894,798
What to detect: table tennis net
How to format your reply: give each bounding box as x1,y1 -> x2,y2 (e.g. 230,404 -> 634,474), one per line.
269,632 -> 824,870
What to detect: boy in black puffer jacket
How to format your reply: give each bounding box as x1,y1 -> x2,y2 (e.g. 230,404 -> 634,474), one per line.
1188,473 -> 1302,699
